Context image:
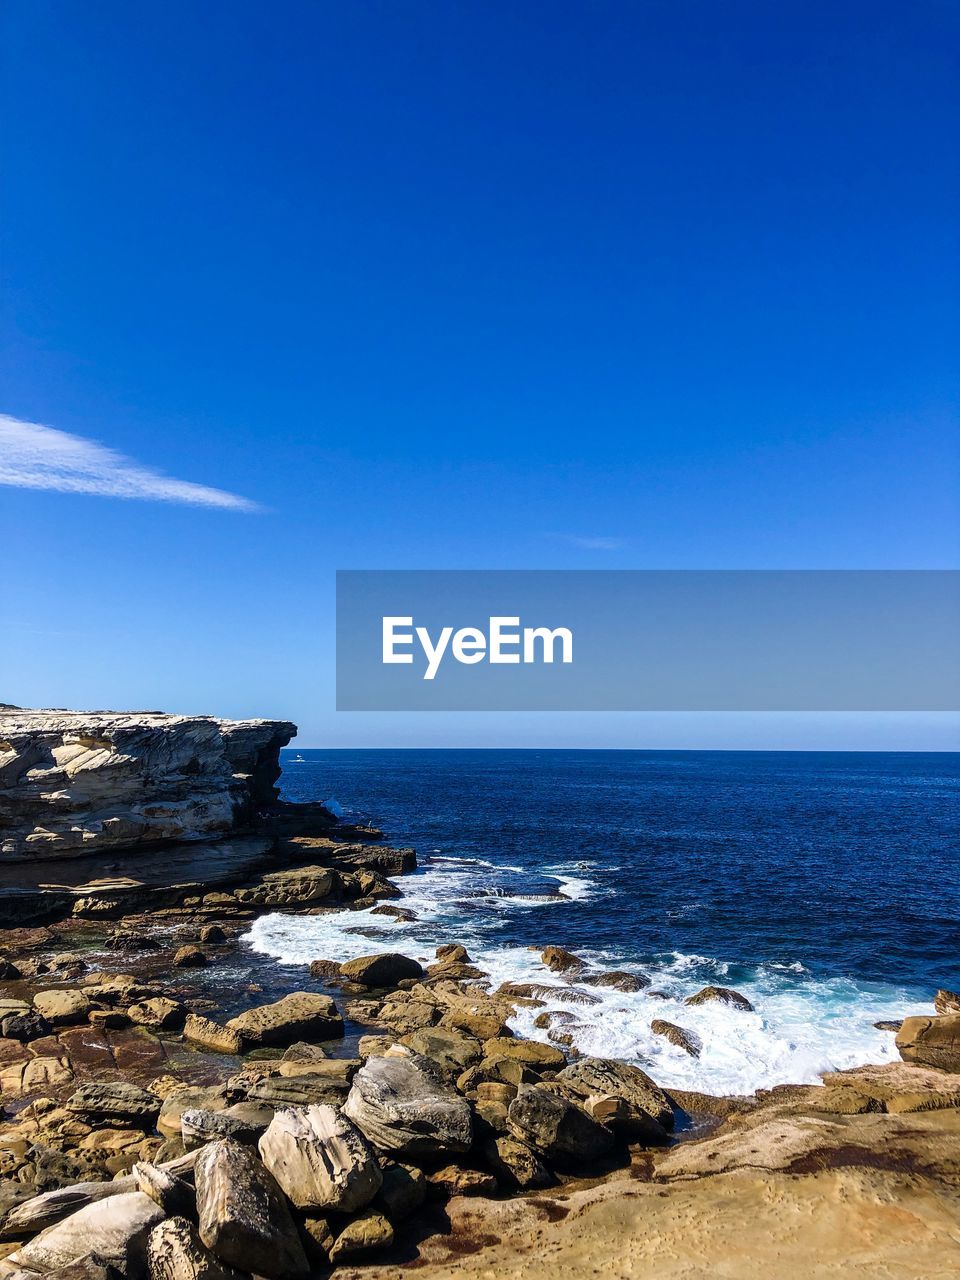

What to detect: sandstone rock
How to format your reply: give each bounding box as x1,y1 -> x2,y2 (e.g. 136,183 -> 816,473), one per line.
128,997 -> 185,1031
651,1019 -> 702,1057
181,1107 -> 268,1151
226,992 -> 343,1049
821,1061 -> 960,1112
8,1191 -> 164,1277
173,946 -> 207,968
281,1040 -> 328,1062
558,1058 -> 674,1131
146,1216 -> 242,1280
482,1039 -> 566,1069
374,999 -> 441,1034
436,944 -> 470,965
194,1138 -> 308,1278
874,1020 -> 902,1032
474,1055 -> 541,1087
308,958 -> 342,979
540,947 -> 586,973
934,988 -> 960,1016
340,954 -> 425,987
684,985 -> 754,1011
0,711 -> 295,860
359,1035 -> 397,1059
375,1162 -> 426,1218
481,1136 -> 552,1189
439,1007 -> 511,1040
133,1162 -> 194,1216
583,970 -> 649,992
896,1013 -> 960,1073
507,1084 -> 614,1163
157,1086 -> 229,1139
244,1072 -> 352,1109
344,1051 -> 473,1157
67,1082 -> 161,1126
33,989 -> 92,1027
0,1053 -> 74,1097
199,924 -> 228,944
182,1013 -> 243,1056
300,1215 -> 335,1268
0,998 -> 50,1042
328,1209 -> 394,1263
399,1026 -> 484,1076
258,1103 -> 382,1211
427,1164 -> 497,1196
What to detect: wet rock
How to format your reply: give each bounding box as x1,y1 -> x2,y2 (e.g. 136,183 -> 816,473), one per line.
874,1020 -> 902,1032
182,1013 -> 243,1056
194,1138 -> 309,1278
651,1019 -> 702,1057
146,1215 -> 243,1280
896,1013 -> 960,1073
226,992 -> 343,1050
481,1136 -> 552,1189
540,947 -> 586,973
344,1050 -> 473,1157
507,1084 -> 614,1163
583,970 -> 649,992
327,1210 -> 394,1263
308,959 -> 342,979
127,997 -> 186,1031
8,1191 -> 164,1278
33,989 -> 92,1027
173,946 -> 208,968
67,1082 -> 162,1126
0,998 -> 51,1042
340,954 -> 425,987
399,1026 -> 484,1077
436,944 -> 470,965
258,1103 -> 382,1212
281,1041 -> 327,1062
558,1057 -> 674,1131
684,985 -> 754,1011
199,924 -> 228,944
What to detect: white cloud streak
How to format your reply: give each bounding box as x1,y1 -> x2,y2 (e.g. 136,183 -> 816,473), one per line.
550,533 -> 625,550
0,414 -> 260,511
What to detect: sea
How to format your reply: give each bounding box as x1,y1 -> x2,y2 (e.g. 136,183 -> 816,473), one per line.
248,750 -> 960,1096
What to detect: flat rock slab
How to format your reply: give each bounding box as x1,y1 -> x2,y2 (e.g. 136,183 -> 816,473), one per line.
821,1061 -> 960,1112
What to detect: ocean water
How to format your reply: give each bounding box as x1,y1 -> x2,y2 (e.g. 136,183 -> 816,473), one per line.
248,750 -> 960,1095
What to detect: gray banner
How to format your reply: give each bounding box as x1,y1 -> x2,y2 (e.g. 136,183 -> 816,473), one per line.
336,570 -> 960,711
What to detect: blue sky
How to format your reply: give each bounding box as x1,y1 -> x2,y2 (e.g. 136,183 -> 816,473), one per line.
1,1 -> 957,747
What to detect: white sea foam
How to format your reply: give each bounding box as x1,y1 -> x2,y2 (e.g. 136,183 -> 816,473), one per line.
245,857 -> 933,1097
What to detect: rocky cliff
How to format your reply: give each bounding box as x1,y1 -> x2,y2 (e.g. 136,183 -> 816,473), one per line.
0,710 -> 296,861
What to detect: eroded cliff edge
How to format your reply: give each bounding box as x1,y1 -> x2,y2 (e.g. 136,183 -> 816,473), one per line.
0,710 -> 296,861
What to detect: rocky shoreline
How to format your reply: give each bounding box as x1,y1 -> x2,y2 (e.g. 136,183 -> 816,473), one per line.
1,712 -> 959,1277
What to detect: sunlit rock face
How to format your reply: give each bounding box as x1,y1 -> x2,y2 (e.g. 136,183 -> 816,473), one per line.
0,709 -> 296,860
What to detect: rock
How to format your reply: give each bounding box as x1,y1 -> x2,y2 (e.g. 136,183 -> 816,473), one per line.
440,1007 -> 512,1040
533,1009 -> 582,1048
684,985 -> 754,1011
374,1162 -> 426,1218
540,946 -> 586,973
0,1053 -> 74,1097
194,1138 -> 309,1278
651,1019 -> 702,1057
244,1072 -> 352,1109
0,957 -> 22,979
181,1107 -> 268,1151
89,1010 -> 130,1030
583,970 -> 649,992
474,1055 -> 541,1087
258,1103 -> 382,1211
399,1026 -> 484,1076
128,997 -> 186,1031
558,1058 -> 674,1131
182,1013 -> 243,1056
344,1051 -> 473,1157
173,946 -> 208,968
0,711 -> 295,860
147,1215 -> 243,1280
158,1086 -> 229,1139
67,1082 -> 161,1126
436,944 -> 470,965
199,925 -> 228,944
300,1215 -> 335,1268
8,1191 -> 164,1277
328,1210 -> 394,1263
373,999 -> 441,1034
133,1162 -> 194,1216
339,954 -> 425,987
482,1039 -> 566,1069
359,1035 -> 397,1059
507,1085 -> 614,1163
481,1136 -> 552,1189
281,1041 -> 328,1061
308,959 -> 342,979
226,993 -> 343,1049
427,1164 -> 497,1196
874,1020 -> 903,1032
33,989 -> 92,1026
821,1061 -> 960,1112
896,1014 -> 960,1073
934,989 -> 960,1016
0,998 -> 50,1042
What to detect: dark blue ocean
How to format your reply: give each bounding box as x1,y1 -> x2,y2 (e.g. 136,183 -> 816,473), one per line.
249,750 -> 960,1093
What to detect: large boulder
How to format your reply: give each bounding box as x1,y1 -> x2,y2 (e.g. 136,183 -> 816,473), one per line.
481,1136 -> 552,1189
194,1139 -> 309,1278
399,1026 -> 483,1077
557,1058 -> 674,1131
651,1019 -> 702,1058
67,1082 -> 162,1126
182,1013 -> 243,1056
507,1085 -> 614,1163
821,1061 -> 960,1112
540,947 -> 586,973
684,985 -> 754,1011
226,993 -> 343,1049
33,989 -> 92,1026
896,1014 -> 960,1073
344,1051 -> 473,1158
7,1191 -> 164,1278
146,1215 -> 243,1279
340,954 -> 425,987
258,1104 -> 382,1212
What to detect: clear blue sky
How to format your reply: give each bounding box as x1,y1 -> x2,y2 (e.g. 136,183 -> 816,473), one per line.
1,1 -> 957,747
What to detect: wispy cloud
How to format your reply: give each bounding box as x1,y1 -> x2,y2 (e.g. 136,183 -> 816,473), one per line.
0,414 -> 260,511
549,533 -> 626,551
